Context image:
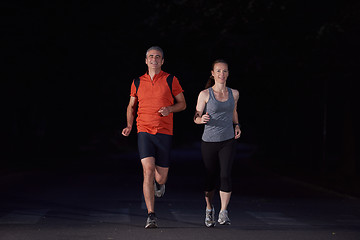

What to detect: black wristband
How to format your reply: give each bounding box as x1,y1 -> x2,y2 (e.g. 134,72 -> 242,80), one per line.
233,123 -> 241,128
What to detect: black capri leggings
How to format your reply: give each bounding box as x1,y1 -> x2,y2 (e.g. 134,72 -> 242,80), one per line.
201,138 -> 236,193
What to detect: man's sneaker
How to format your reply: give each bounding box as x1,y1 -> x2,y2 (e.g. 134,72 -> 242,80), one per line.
218,210 -> 231,225
145,212 -> 157,228
205,206 -> 216,227
154,181 -> 165,198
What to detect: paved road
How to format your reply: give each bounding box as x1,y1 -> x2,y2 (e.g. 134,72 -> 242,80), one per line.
1,146 -> 360,240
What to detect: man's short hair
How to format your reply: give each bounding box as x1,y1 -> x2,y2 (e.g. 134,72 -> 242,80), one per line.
146,46 -> 164,59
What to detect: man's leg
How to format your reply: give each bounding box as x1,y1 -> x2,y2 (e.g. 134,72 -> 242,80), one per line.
155,165 -> 169,185
141,157 -> 156,213
153,165 -> 169,198
152,133 -> 171,196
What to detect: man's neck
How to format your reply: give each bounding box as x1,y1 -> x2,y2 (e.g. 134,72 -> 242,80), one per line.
148,69 -> 161,80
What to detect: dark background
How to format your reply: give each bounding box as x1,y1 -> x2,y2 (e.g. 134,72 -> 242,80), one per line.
2,0 -> 359,195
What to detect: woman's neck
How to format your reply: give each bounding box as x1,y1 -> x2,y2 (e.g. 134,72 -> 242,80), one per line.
212,83 -> 227,93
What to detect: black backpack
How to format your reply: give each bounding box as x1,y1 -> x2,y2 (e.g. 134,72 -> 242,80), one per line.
134,74 -> 174,98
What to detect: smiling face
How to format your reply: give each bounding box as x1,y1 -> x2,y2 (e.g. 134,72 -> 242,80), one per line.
145,49 -> 164,72
211,62 -> 229,84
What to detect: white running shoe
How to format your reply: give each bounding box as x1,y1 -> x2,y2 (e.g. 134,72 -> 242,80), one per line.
154,181 -> 165,198
205,206 -> 216,227
218,210 -> 231,225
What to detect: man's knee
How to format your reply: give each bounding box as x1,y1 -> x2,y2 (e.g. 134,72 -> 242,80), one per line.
142,157 -> 156,178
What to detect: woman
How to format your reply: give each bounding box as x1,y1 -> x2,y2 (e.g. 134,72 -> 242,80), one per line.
194,59 -> 241,227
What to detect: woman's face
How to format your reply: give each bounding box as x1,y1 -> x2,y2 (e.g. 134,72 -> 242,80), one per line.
211,62 -> 229,84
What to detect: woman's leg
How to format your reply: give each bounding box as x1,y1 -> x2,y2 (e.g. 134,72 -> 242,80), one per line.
205,190 -> 215,210
201,141 -> 219,208
218,139 -> 236,211
219,191 -> 231,211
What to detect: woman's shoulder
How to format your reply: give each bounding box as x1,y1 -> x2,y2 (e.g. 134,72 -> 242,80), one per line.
229,88 -> 239,99
200,88 -> 210,96
198,88 -> 210,101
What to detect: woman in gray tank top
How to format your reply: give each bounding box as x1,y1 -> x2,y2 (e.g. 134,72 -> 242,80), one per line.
194,59 -> 241,227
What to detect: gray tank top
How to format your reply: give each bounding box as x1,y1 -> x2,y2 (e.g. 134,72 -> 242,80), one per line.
202,87 -> 235,142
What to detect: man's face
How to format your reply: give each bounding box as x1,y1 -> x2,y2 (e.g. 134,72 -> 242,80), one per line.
145,50 -> 164,71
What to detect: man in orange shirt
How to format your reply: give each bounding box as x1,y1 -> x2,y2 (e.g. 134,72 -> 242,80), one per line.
122,46 -> 186,228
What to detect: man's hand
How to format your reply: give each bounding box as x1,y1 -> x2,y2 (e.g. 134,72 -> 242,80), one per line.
158,106 -> 171,116
122,126 -> 132,136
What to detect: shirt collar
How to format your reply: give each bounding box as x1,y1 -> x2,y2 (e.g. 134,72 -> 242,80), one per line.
145,70 -> 165,81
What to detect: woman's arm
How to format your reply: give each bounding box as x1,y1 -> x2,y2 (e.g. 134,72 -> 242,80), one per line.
232,89 -> 241,139
194,90 -> 210,124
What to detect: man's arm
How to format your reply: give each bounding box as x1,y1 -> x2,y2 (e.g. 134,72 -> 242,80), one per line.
158,92 -> 186,116
122,96 -> 138,136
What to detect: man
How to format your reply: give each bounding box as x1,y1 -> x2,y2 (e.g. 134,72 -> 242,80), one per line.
122,46 -> 186,228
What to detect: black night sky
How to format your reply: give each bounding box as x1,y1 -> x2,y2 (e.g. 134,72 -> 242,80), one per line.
2,0 -> 360,195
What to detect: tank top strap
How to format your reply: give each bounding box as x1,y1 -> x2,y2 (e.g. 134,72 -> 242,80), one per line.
207,87 -> 215,101
227,87 -> 234,100
209,87 -> 233,101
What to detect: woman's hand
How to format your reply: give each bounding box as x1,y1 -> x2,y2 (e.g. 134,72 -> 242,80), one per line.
200,112 -> 210,124
234,125 -> 241,139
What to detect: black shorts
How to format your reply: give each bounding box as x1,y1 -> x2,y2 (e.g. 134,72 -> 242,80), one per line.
137,132 -> 172,168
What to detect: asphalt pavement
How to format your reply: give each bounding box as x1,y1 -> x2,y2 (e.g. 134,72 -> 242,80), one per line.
1,144 -> 360,240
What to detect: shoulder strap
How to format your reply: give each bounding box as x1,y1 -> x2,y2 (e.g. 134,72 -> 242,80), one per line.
208,86 -> 214,98
134,77 -> 140,94
227,87 -> 234,98
166,74 -> 174,98
135,75 -> 174,97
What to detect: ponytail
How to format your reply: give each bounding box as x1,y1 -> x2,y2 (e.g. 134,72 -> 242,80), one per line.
205,76 -> 215,89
